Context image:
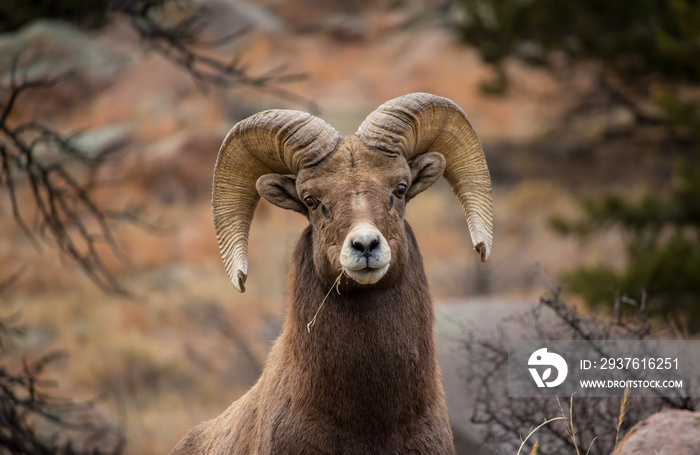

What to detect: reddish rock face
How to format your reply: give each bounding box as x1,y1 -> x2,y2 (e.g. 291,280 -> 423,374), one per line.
615,410 -> 700,455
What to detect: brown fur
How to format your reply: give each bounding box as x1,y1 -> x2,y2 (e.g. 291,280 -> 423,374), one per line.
170,137 -> 455,454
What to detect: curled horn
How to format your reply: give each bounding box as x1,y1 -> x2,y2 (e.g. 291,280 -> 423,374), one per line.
356,93 -> 493,261
212,110 -> 341,292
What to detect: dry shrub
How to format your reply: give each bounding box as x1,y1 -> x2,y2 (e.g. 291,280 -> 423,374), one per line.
462,286 -> 697,455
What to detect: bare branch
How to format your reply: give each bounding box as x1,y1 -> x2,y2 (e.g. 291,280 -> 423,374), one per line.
0,64 -> 150,297
2,0 -> 317,297
462,292 -> 695,454
0,316 -> 124,455
109,0 -> 318,113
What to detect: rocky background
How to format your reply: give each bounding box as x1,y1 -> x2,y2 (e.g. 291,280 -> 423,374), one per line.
0,1 -> 693,453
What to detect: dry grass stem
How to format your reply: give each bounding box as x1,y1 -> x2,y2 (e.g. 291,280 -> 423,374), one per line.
613,389 -> 632,455
614,388 -> 629,447
569,395 -> 580,454
584,436 -> 598,455
306,270 -> 346,333
516,417 -> 565,455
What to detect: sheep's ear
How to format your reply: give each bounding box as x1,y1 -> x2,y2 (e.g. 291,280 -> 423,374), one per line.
256,174 -> 306,214
406,152 -> 446,201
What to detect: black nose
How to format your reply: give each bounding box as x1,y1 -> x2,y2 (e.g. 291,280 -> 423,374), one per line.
352,237 -> 380,258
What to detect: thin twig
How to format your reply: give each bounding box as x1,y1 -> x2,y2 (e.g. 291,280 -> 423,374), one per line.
0,60 -> 152,297
110,0 -> 318,112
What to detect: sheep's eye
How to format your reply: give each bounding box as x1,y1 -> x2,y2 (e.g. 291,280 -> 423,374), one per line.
395,183 -> 408,198
304,196 -> 318,210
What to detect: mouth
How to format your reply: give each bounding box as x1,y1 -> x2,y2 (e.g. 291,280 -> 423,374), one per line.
343,263 -> 390,285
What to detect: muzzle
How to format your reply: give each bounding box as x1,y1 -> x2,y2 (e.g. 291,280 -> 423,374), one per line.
339,222 -> 391,285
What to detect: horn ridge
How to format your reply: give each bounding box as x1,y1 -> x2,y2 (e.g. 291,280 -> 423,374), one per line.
356,92 -> 493,261
212,110 -> 341,292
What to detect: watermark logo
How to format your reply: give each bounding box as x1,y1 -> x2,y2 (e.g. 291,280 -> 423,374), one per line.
528,348 -> 568,388
509,340 -> 697,397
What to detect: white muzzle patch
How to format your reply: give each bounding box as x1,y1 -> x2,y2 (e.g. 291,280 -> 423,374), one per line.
340,222 -> 391,285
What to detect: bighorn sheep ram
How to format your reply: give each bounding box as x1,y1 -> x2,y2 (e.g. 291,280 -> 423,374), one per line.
170,92 -> 493,454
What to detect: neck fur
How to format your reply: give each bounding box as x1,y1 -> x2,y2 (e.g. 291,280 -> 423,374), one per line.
277,224 -> 440,434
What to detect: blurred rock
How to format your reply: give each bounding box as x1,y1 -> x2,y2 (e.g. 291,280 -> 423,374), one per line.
0,20 -> 132,121
614,410 -> 700,455
435,297 -> 557,455
368,8 -> 414,37
257,0 -> 351,33
26,123 -> 132,169
321,13 -> 368,42
256,0 -> 452,38
129,128 -> 224,203
199,0 -> 286,41
71,123 -> 132,160
0,19 -> 128,84
255,0 -> 392,33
